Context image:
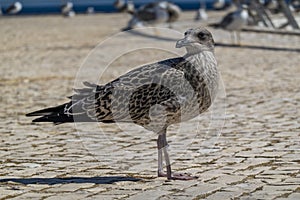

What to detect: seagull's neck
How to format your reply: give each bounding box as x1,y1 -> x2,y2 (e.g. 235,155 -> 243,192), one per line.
184,47 -> 214,58
182,47 -> 219,102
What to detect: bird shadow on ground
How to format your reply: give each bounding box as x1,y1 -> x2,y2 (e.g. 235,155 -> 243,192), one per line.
0,176 -> 141,185
125,29 -> 179,42
215,42 -> 300,52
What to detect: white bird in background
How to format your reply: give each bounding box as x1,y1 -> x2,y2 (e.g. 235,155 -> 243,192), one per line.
126,0 -> 135,14
61,1 -> 75,17
210,4 -> 249,45
195,0 -> 208,21
5,1 -> 22,15
86,7 -> 95,14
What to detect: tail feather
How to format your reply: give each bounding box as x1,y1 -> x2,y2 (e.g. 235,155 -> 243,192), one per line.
26,103 -> 74,124
32,115 -> 74,124
26,104 -> 66,117
26,102 -> 98,124
26,81 -> 109,124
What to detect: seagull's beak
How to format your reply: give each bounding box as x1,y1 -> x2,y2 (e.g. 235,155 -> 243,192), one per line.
176,37 -> 192,48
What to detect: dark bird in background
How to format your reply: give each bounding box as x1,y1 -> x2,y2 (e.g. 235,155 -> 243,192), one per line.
122,1 -> 181,30
114,0 -> 135,14
5,1 -> 22,14
209,4 -> 249,45
26,27 -> 219,180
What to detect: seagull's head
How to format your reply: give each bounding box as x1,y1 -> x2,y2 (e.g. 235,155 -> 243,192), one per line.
176,27 -> 214,54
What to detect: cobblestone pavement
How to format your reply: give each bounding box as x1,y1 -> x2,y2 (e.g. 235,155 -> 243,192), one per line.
0,12 -> 299,199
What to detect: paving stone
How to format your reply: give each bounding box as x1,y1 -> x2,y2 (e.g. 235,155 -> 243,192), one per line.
239,197 -> 257,200
205,191 -> 242,200
256,151 -> 288,158
250,190 -> 292,200
0,186 -> 25,199
236,166 -> 271,177
263,185 -> 299,192
208,174 -> 247,185
86,194 -> 128,200
179,183 -> 222,198
126,190 -> 171,200
45,183 -> 95,192
284,192 -> 300,200
43,192 -> 91,200
100,189 -> 139,196
84,186 -> 107,194
283,177 -> 300,184
8,192 -> 52,200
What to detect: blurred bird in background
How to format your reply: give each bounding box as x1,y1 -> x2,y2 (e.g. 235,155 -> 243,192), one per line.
290,0 -> 300,12
213,0 -> 232,10
195,0 -> 208,21
210,4 -> 249,45
121,1 -> 181,31
61,1 -> 75,17
5,1 -> 22,15
86,7 -> 95,15
114,0 -> 135,14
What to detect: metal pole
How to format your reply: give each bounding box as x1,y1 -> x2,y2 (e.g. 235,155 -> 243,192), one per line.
278,0 -> 299,29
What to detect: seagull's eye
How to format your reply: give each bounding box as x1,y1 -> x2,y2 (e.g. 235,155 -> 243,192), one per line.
198,32 -> 206,39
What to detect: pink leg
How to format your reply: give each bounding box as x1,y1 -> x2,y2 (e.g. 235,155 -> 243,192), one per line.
157,129 -> 198,180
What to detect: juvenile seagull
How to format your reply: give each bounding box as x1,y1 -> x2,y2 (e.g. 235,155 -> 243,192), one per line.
210,4 -> 248,45
26,27 -> 219,180
5,1 -> 22,14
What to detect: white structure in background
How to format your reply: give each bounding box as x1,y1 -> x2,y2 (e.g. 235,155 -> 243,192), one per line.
6,1 -> 22,14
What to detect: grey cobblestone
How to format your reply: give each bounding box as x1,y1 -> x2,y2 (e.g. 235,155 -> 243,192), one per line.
1,12 -> 299,200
